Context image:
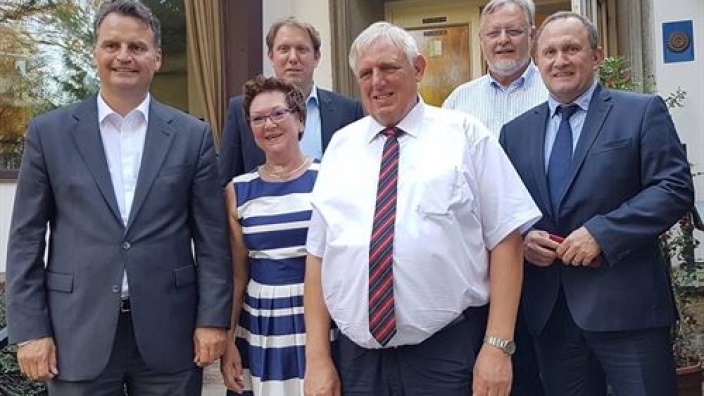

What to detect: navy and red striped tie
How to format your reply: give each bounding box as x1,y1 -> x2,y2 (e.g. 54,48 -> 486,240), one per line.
369,127 -> 400,347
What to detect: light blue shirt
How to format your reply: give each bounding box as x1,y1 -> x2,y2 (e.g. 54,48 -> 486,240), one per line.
300,86 -> 322,160
543,81 -> 598,170
442,62 -> 548,137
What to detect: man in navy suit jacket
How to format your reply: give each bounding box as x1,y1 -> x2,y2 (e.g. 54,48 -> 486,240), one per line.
218,17 -> 364,185
500,12 -> 693,396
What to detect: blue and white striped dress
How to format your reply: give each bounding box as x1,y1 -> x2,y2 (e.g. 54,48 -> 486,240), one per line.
229,161 -> 319,396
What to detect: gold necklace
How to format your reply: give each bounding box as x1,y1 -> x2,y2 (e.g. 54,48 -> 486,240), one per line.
260,156 -> 310,180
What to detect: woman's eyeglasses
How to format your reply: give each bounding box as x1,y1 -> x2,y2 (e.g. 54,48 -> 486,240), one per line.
249,108 -> 295,127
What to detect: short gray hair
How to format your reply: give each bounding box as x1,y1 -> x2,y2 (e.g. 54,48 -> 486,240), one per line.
481,0 -> 536,28
536,11 -> 598,50
348,22 -> 420,73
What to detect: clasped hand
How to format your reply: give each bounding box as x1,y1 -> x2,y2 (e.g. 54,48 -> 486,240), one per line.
524,227 -> 601,267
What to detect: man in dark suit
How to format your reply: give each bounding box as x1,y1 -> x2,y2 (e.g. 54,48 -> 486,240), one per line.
5,2 -> 232,394
218,17 -> 364,185
500,12 -> 693,396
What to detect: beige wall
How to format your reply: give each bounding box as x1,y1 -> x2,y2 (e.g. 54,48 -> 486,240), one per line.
0,181 -> 16,273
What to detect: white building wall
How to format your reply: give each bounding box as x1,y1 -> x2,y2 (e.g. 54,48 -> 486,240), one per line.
262,0 -> 334,90
652,1 -> 704,200
0,181 -> 16,273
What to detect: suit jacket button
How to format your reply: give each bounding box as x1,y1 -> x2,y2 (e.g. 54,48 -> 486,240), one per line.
122,241 -> 131,250
112,285 -> 120,293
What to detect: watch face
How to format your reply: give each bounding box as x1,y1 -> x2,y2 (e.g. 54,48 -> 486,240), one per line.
505,341 -> 517,355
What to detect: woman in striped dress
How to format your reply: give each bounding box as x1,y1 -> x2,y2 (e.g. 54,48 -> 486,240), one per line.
221,75 -> 323,395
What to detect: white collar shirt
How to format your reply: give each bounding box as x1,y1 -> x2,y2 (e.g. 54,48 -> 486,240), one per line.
442,62 -> 548,137
97,93 -> 150,296
307,99 -> 541,348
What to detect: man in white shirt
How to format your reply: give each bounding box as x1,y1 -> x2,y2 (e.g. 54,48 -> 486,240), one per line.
443,0 -> 547,137
443,2 -> 547,393
303,21 -> 541,396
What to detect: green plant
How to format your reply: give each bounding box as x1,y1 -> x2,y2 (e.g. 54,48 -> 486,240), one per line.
598,56 -> 639,91
662,213 -> 703,367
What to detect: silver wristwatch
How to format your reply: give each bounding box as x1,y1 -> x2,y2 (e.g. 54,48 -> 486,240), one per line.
484,335 -> 516,355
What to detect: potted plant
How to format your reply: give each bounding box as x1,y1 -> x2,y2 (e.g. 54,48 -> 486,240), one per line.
662,212 -> 704,396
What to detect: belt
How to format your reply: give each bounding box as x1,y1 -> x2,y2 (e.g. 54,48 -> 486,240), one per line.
450,305 -> 489,326
120,298 -> 131,313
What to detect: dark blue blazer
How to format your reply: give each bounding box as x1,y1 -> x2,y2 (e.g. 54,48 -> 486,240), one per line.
218,87 -> 364,186
499,85 -> 694,335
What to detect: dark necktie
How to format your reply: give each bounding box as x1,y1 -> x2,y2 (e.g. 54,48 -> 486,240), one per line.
547,105 -> 579,213
369,127 -> 400,347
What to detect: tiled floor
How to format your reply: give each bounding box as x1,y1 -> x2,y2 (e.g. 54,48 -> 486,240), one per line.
202,362 -> 227,395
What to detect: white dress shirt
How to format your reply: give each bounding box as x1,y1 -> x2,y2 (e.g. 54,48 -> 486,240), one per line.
443,62 -> 548,137
307,99 -> 541,348
97,93 -> 150,297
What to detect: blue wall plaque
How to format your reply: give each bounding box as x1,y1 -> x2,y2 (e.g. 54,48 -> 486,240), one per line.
663,20 -> 694,63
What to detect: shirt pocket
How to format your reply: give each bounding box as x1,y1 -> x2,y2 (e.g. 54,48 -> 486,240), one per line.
416,166 -> 471,215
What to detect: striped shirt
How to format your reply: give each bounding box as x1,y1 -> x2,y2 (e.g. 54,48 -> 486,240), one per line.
443,62 -> 548,137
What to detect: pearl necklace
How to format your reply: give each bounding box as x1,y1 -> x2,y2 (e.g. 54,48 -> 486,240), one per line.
260,156 -> 310,180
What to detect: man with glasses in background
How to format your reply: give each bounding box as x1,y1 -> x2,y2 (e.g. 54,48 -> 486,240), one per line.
444,0 -> 547,137
444,1 -> 547,394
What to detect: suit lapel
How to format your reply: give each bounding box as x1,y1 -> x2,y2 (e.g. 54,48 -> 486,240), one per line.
70,97 -> 123,225
126,100 -> 175,231
561,85 -> 613,203
317,89 -> 336,150
529,103 -> 554,218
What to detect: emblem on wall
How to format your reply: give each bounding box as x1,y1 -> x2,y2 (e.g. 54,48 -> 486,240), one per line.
662,20 -> 694,63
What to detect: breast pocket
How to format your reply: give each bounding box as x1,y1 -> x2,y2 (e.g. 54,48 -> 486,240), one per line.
415,166 -> 471,215
590,138 -> 632,156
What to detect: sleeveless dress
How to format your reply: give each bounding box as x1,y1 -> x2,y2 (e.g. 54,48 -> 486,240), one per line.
226,160 -> 320,396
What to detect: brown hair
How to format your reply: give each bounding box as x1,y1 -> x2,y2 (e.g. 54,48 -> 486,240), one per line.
242,75 -> 307,125
266,17 -> 321,54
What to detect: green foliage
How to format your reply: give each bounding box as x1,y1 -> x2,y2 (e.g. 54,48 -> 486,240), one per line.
665,87 -> 687,109
662,214 -> 703,367
598,56 -> 639,91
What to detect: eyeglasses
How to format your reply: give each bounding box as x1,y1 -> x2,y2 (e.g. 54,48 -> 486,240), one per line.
482,27 -> 527,40
249,108 -> 295,127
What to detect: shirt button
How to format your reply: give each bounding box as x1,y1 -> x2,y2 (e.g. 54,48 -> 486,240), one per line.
122,241 -> 131,250
112,285 -> 120,293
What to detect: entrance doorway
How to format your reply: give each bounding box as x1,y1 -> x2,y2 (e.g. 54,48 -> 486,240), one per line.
408,25 -> 471,106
